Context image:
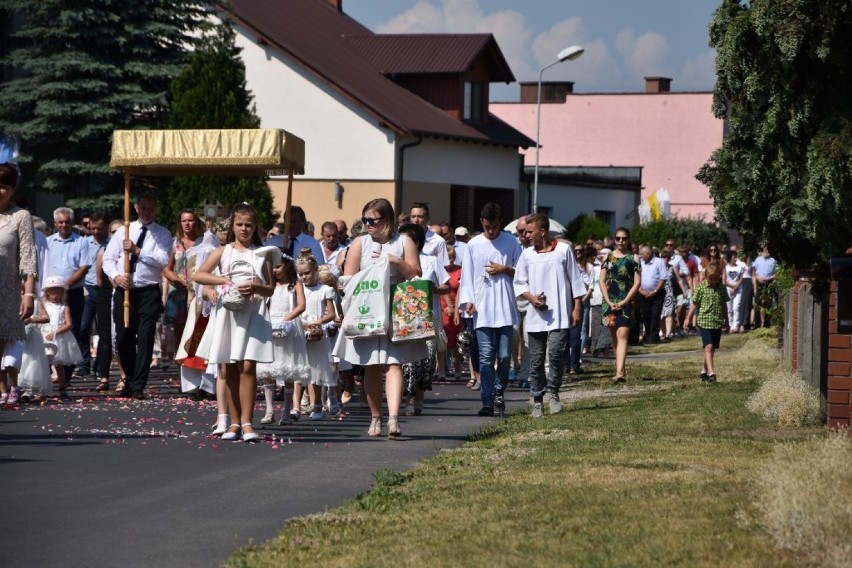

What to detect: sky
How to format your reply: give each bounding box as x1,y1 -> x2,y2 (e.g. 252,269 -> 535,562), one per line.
344,0 -> 721,101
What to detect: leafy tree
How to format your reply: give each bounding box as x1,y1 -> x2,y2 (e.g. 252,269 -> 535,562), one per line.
631,217 -> 729,253
697,0 -> 852,268
564,213 -> 611,243
0,0 -> 207,197
160,11 -> 276,229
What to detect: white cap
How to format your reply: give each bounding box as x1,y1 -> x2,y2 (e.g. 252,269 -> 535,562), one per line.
454,226 -> 469,236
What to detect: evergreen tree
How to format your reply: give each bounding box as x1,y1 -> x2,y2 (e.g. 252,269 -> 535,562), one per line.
161,12 -> 276,229
0,0 -> 207,196
697,0 -> 852,268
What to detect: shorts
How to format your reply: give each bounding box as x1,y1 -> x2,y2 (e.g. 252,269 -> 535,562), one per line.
698,327 -> 721,349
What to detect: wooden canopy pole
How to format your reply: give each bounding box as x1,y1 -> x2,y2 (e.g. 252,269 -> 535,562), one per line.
282,168 -> 294,253
123,170 -> 131,328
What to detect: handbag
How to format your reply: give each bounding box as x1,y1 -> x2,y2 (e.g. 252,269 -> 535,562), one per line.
391,279 -> 435,343
220,247 -> 256,312
341,254 -> 390,338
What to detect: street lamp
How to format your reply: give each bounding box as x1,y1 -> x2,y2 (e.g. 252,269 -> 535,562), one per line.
532,44 -> 584,214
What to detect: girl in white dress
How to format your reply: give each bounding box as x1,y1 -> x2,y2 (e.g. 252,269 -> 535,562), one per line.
256,256 -> 310,425
40,275 -> 83,400
296,249 -> 336,420
194,204 -> 276,443
17,299 -> 51,403
333,199 -> 424,439
318,266 -> 348,415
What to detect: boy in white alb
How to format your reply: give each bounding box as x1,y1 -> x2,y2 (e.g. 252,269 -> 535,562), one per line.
458,202 -> 522,416
513,214 -> 585,418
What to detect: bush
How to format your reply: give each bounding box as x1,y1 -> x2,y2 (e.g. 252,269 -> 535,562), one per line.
746,370 -> 824,427
564,213 -> 611,243
631,217 -> 729,251
754,431 -> 852,567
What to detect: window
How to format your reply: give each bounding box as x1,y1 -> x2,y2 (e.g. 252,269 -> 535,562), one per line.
595,210 -> 614,232
463,81 -> 483,122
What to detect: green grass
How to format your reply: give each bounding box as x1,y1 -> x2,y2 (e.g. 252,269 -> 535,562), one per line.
227,338 -> 818,567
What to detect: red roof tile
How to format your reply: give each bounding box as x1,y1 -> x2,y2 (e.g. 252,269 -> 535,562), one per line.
228,0 -> 533,148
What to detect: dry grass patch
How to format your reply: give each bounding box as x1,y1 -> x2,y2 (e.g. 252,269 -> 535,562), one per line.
746,369 -> 823,426
754,431 -> 852,567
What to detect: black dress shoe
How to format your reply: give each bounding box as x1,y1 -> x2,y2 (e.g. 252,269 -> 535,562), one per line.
477,406 -> 494,417
132,392 -> 148,400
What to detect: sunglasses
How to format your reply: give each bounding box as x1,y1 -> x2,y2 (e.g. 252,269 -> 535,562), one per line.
574,248 -> 583,253
361,216 -> 383,227
665,242 -> 675,247
709,248 -> 718,252
614,236 -> 628,242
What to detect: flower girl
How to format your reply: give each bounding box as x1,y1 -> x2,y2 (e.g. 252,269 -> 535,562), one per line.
256,256 -> 310,425
40,275 -> 83,400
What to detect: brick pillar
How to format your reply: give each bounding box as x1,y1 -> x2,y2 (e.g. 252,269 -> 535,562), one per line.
827,281 -> 851,428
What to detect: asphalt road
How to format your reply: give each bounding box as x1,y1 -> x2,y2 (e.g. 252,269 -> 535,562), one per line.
0,370 -> 524,568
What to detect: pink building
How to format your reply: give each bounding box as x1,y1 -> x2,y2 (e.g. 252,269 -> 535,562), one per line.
491,78 -> 725,220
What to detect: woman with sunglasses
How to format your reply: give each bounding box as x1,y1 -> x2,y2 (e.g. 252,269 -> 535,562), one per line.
333,198 -> 424,439
700,244 -> 726,286
599,228 -> 641,383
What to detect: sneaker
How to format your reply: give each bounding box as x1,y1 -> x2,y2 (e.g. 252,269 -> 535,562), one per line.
72,368 -> 87,380
329,405 -> 341,416
707,373 -> 717,383
700,372 -> 709,382
477,406 -> 494,417
19,391 -> 31,404
507,369 -> 517,383
549,392 -> 563,414
309,410 -> 325,420
289,409 -> 301,422
494,393 -> 505,415
531,402 -> 544,419
8,386 -> 19,405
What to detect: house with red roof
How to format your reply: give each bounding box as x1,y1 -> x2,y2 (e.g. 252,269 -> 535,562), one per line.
229,0 -> 538,230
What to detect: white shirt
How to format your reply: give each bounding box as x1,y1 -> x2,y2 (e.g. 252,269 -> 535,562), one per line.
513,241 -> 586,332
419,254 -> 450,330
264,232 -> 323,262
458,231 -> 522,329
726,259 -> 747,295
103,221 -> 172,287
422,229 -> 450,267
639,256 -> 668,293
450,240 -> 468,267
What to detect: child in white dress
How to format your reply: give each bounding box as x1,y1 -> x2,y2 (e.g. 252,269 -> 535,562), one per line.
318,266 -> 348,415
40,275 -> 83,400
296,249 -> 336,420
194,204 -> 276,442
256,256 -> 310,425
18,299 -> 52,403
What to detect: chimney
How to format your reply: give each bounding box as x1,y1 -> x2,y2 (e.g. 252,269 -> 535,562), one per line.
519,81 -> 574,104
325,0 -> 342,11
644,76 -> 672,93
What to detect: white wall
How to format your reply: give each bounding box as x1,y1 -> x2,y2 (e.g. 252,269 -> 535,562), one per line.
401,137 -> 522,189
537,183 -> 638,231
235,26 -> 396,181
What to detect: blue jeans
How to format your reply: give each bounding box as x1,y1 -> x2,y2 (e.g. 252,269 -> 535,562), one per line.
568,324 -> 582,370
528,329 -> 568,399
579,299 -> 591,351
475,326 -> 513,408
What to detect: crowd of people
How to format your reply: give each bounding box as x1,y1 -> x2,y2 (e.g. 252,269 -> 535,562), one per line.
0,160 -> 779,440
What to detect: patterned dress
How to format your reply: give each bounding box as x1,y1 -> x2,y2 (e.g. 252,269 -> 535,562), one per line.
600,253 -> 640,328
0,206 -> 38,341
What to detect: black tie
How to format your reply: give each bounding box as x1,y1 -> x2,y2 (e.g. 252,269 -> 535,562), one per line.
130,225 -> 148,272
285,235 -> 295,258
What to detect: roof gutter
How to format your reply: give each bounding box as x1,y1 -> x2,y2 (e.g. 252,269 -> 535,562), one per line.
396,136 -> 423,213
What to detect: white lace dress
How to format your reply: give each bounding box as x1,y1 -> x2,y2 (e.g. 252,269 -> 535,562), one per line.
196,244 -> 273,364
256,284 -> 310,385
0,206 -> 38,341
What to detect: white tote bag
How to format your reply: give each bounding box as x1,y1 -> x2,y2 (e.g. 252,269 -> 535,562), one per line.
341,255 -> 390,338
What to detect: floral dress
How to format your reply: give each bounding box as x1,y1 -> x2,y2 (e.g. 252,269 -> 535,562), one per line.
601,253 -> 640,328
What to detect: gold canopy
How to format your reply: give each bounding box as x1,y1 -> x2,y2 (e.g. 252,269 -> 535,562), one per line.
110,128 -> 305,175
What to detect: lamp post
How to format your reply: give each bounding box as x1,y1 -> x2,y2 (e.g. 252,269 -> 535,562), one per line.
532,44 -> 584,214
